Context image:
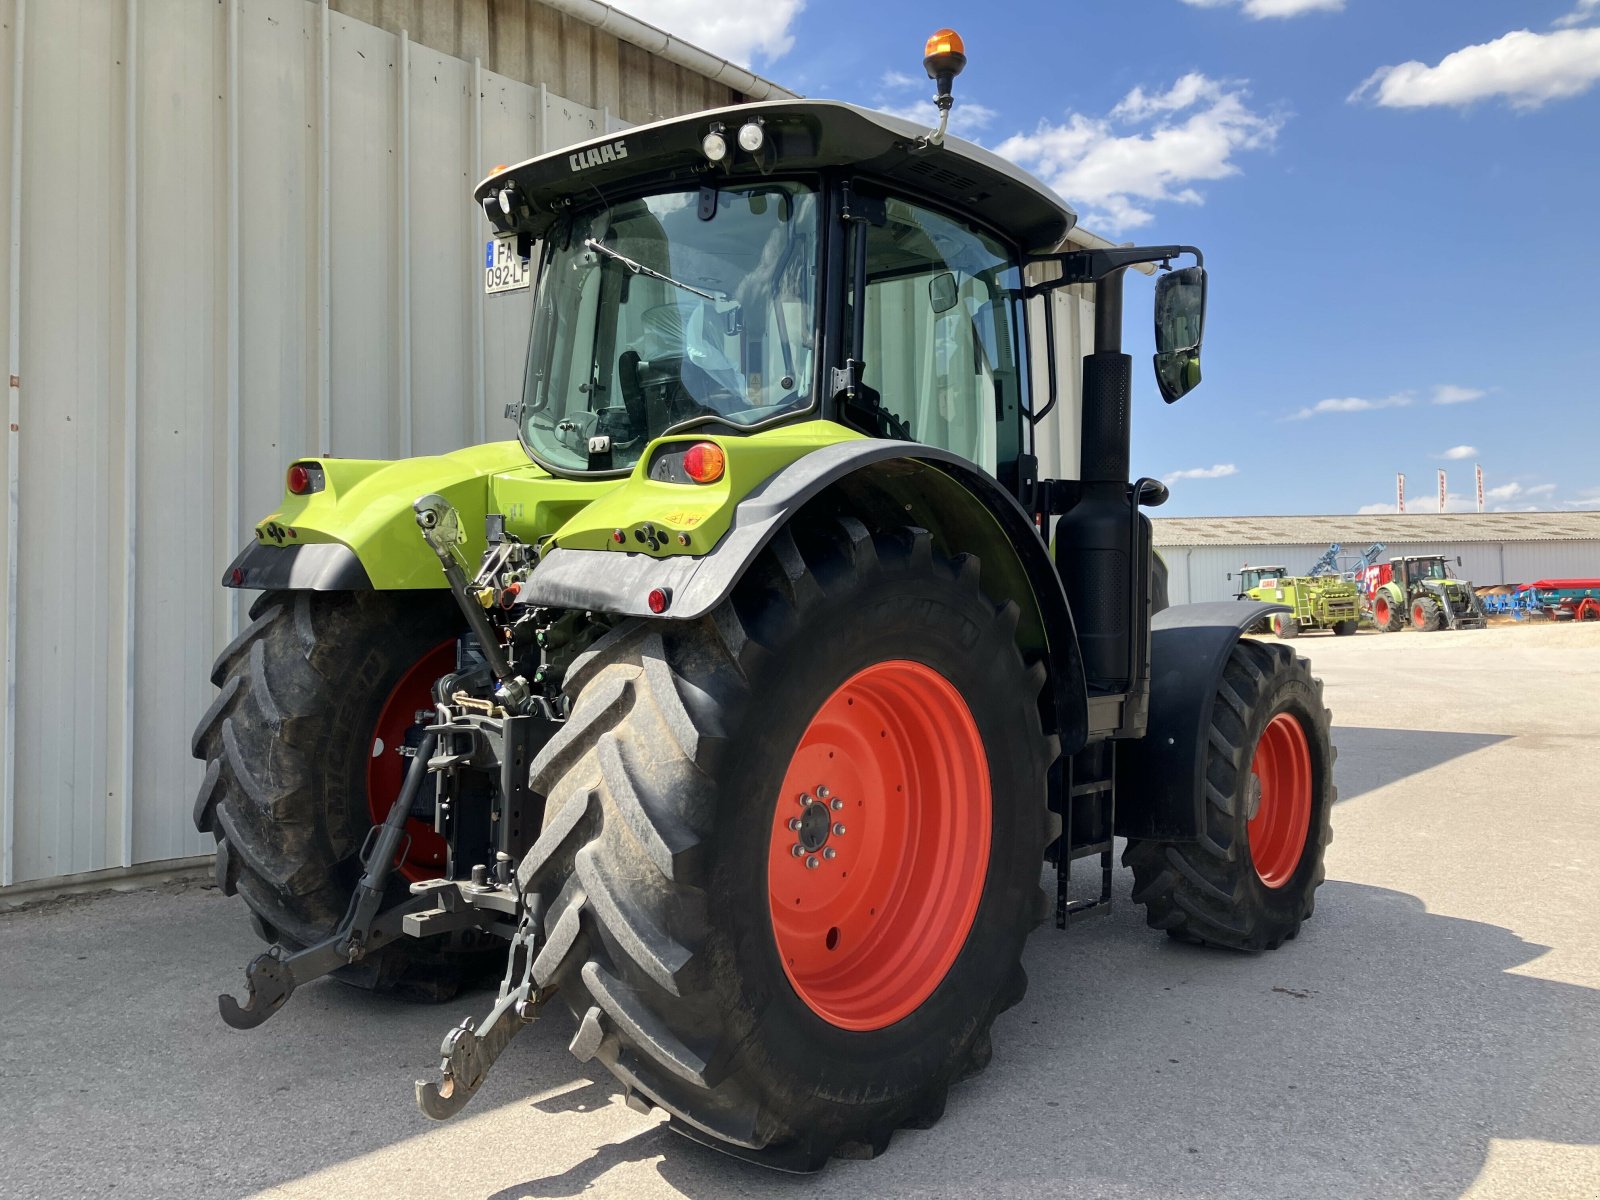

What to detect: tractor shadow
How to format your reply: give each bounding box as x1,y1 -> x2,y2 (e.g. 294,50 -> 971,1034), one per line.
1331,726 -> 1511,804
486,883 -> 1600,1200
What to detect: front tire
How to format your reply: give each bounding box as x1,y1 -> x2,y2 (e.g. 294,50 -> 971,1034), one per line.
192,589 -> 472,993
1272,613 -> 1300,640
1333,619 -> 1357,636
1124,639 -> 1334,950
520,522 -> 1054,1168
1412,597 -> 1442,632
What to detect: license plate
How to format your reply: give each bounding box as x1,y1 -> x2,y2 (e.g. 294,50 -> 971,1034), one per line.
484,234 -> 530,294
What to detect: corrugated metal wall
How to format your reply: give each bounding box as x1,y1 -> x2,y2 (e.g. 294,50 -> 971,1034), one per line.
1160,542 -> 1600,606
0,0 -> 729,889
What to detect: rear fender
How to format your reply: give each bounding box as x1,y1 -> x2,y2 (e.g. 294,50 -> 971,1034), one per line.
223,442 -> 534,591
524,440 -> 1092,752
1114,600 -> 1289,842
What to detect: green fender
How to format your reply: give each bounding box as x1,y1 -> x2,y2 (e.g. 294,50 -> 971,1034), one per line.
226,442 -> 540,591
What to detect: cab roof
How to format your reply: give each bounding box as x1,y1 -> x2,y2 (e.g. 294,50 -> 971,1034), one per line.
476,99 -> 1078,253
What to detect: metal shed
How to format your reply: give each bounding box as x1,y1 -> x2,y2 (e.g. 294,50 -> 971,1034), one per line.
1153,512 -> 1600,605
0,0 -> 791,893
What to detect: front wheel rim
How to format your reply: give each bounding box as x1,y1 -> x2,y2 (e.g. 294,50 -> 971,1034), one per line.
767,660 -> 991,1031
1247,712 -> 1313,888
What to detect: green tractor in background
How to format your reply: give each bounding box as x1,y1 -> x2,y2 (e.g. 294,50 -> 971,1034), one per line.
1367,554 -> 1486,632
1232,565 -> 1360,639
192,34 -> 1334,1172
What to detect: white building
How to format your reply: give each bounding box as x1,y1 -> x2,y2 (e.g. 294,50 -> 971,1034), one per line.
1154,512 -> 1600,605
0,0 -> 792,895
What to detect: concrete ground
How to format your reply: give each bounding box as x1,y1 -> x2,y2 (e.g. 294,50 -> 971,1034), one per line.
2,621 -> 1597,1200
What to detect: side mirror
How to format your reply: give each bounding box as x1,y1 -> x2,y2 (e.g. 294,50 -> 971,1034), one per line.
1153,265 -> 1206,403
1227,572 -> 1233,581
928,271 -> 959,314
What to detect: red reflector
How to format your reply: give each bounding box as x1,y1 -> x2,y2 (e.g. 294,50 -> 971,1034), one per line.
230,568 -> 245,586
286,464 -> 312,494
611,528 -> 626,544
681,442 -> 725,484
647,588 -> 671,614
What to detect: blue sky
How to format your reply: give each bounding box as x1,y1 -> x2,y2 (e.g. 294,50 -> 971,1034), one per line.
617,1 -> 1600,515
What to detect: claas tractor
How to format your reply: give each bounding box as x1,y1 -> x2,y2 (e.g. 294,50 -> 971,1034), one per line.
1231,565 -> 1360,639
1367,554 -> 1486,632
194,32 -> 1333,1172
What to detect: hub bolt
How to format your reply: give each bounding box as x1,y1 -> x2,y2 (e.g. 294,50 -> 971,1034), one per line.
788,817 -> 803,832
791,843 -> 805,858
805,856 -> 820,870
798,793 -> 814,807
833,823 -> 847,837
823,847 -> 837,860
817,786 -> 831,800
830,798 -> 844,811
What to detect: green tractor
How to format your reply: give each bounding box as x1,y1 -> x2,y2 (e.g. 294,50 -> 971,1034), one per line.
1368,554 -> 1486,632
1232,565 -> 1361,639
195,37 -> 1333,1171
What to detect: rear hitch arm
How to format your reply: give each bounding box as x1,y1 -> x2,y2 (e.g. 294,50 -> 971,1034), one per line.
416,899 -> 549,1120
217,733 -> 440,1030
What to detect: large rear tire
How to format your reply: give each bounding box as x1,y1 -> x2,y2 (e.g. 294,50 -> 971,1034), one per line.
1124,639 -> 1333,950
192,589 -> 476,994
1271,613 -> 1300,640
1373,593 -> 1405,633
520,521 -> 1054,1168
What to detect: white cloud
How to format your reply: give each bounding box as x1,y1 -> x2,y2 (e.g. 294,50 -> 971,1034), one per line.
1358,502 -> 1398,514
1439,445 -> 1478,460
1525,483 -> 1558,496
610,1 -> 805,66
1182,0 -> 1343,16
1433,384 -> 1485,405
1287,392 -> 1412,419
1484,481 -> 1523,501
1353,27 -> 1600,110
870,71 -> 997,139
995,74 -> 1280,233
1554,0 -> 1600,29
1165,463 -> 1239,480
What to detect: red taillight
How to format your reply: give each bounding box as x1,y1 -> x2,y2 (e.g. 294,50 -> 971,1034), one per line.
287,464 -> 312,494
647,587 -> 671,614
681,442 -> 726,484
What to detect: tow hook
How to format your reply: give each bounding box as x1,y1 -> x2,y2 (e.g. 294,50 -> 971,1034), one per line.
416,901 -> 549,1120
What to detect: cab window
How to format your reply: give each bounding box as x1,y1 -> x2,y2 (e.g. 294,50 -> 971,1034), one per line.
853,197 -> 1028,477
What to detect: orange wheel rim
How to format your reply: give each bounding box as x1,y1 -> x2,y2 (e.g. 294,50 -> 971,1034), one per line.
1413,602 -> 1426,625
1247,712 -> 1312,888
1375,597 -> 1389,625
367,641 -> 454,882
767,660 -> 990,1031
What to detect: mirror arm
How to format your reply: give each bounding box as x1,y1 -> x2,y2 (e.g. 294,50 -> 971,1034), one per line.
1026,244 -> 1203,295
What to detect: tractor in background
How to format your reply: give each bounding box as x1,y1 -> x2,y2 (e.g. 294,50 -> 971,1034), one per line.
1231,564 -> 1360,639
1366,554 -> 1486,632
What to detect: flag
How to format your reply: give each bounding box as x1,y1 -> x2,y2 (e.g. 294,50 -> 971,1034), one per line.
1397,473 -> 1406,513
1475,464 -> 1484,513
1437,469 -> 1447,514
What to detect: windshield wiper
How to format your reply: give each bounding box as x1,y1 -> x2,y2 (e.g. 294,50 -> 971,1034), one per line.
583,238 -> 723,303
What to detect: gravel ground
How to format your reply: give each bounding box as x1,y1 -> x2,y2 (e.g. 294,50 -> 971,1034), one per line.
1,620 -> 1596,1199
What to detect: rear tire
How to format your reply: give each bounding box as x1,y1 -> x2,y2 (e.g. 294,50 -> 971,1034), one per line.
192,589 -> 476,995
1124,639 -> 1333,950
1272,614 -> 1300,640
1333,619 -> 1357,636
1373,593 -> 1405,632
1411,597 -> 1442,632
520,521 -> 1054,1168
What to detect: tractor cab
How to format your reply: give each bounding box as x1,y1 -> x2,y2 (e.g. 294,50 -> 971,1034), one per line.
1397,555 -> 1455,586
1234,565 -> 1288,597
